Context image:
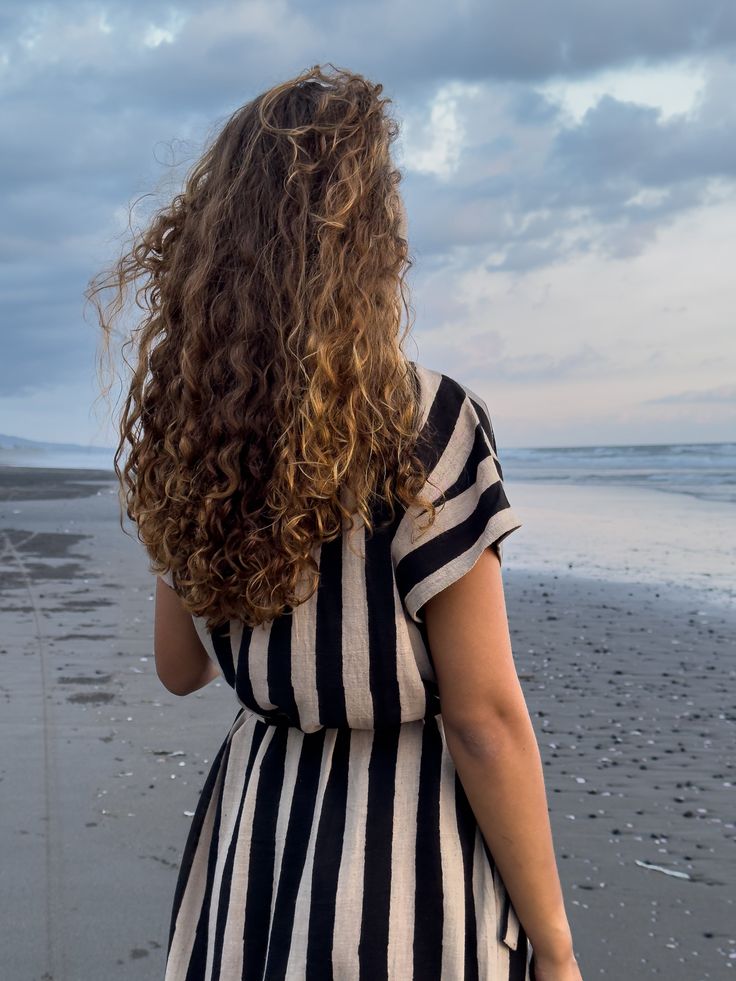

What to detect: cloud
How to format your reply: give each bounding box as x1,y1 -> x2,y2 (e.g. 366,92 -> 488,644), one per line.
645,384 -> 736,405
407,273 -> 611,384
550,91 -> 736,191
481,342 -> 609,382
400,55 -> 736,271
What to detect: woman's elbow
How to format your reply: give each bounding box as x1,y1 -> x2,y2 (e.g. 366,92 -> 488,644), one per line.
443,705 -> 532,760
155,662 -> 194,696
154,647 -> 219,696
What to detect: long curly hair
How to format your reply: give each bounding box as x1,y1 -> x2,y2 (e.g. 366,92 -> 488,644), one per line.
86,63 -> 440,630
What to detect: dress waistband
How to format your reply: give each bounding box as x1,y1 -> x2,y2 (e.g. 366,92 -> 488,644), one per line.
242,702 -> 443,731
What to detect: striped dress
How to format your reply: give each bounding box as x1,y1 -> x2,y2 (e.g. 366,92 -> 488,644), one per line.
160,361 -> 533,980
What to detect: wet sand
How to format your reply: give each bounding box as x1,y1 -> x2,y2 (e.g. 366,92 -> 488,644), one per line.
0,465 -> 733,980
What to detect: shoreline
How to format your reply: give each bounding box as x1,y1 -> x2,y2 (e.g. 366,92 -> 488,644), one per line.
0,464 -> 117,501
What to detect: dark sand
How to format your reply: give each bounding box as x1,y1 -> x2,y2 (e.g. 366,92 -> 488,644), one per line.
0,464 -> 733,980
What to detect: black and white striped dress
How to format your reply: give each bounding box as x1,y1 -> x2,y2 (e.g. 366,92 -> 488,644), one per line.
160,361 -> 532,980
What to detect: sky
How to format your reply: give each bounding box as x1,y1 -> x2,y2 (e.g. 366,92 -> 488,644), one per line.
1,1 -> 734,449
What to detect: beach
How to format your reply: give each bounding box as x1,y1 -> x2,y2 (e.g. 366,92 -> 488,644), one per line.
0,465 -> 734,980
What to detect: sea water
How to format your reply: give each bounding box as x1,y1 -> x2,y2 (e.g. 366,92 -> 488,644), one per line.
503,441 -> 736,505
502,442 -> 735,611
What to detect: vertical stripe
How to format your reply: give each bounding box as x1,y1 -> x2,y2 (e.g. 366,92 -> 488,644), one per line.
262,727 -> 328,978
239,724 -> 291,978
245,619 -> 279,712
315,534 -> 348,727
510,930 -> 531,981
332,728 -> 372,977
358,725 -> 401,979
392,584 -> 432,720
267,612 -> 301,726
261,727 -> 306,969
305,727 -> 351,979
232,622 -> 258,712
454,770 -> 480,981
209,621 -> 237,688
208,718 -> 271,981
284,729 -> 339,977
391,539 -> 435,711
340,524 -> 373,727
365,519 -> 402,727
438,731 -> 467,978
290,568 -> 321,733
472,827 -> 496,981
387,721 -> 422,980
413,716 -> 444,979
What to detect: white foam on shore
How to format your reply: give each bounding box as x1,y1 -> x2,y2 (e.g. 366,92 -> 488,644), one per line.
503,480 -> 736,612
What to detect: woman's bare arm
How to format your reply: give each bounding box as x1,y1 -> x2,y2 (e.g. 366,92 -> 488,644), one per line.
423,547 -> 576,966
154,577 -> 221,696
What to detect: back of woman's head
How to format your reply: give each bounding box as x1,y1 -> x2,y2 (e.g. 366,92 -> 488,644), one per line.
87,63 -> 438,629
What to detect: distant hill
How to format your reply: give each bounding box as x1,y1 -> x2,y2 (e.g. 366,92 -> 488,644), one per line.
0,433 -> 115,471
0,433 -> 114,453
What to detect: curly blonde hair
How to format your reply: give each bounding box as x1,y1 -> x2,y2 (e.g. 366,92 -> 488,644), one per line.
86,63 -> 440,630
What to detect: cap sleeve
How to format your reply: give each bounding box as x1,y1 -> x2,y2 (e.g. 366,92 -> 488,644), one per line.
155,566 -> 176,590
391,375 -> 523,624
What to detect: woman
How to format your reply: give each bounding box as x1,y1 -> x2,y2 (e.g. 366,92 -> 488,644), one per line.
88,64 -> 582,981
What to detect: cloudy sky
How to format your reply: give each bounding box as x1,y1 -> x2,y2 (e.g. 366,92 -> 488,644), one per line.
1,1 -> 734,449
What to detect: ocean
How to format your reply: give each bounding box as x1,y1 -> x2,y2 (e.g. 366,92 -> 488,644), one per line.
502,441 -> 736,505
0,435 -> 114,472
501,442 -> 735,612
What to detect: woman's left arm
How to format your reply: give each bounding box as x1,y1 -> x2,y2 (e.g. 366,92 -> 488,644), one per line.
154,577 -> 221,695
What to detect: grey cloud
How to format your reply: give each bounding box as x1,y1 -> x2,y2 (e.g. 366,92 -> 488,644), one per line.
489,343 -> 609,382
645,384 -> 736,404
404,67 -> 736,271
419,334 -> 608,384
551,94 -> 736,191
